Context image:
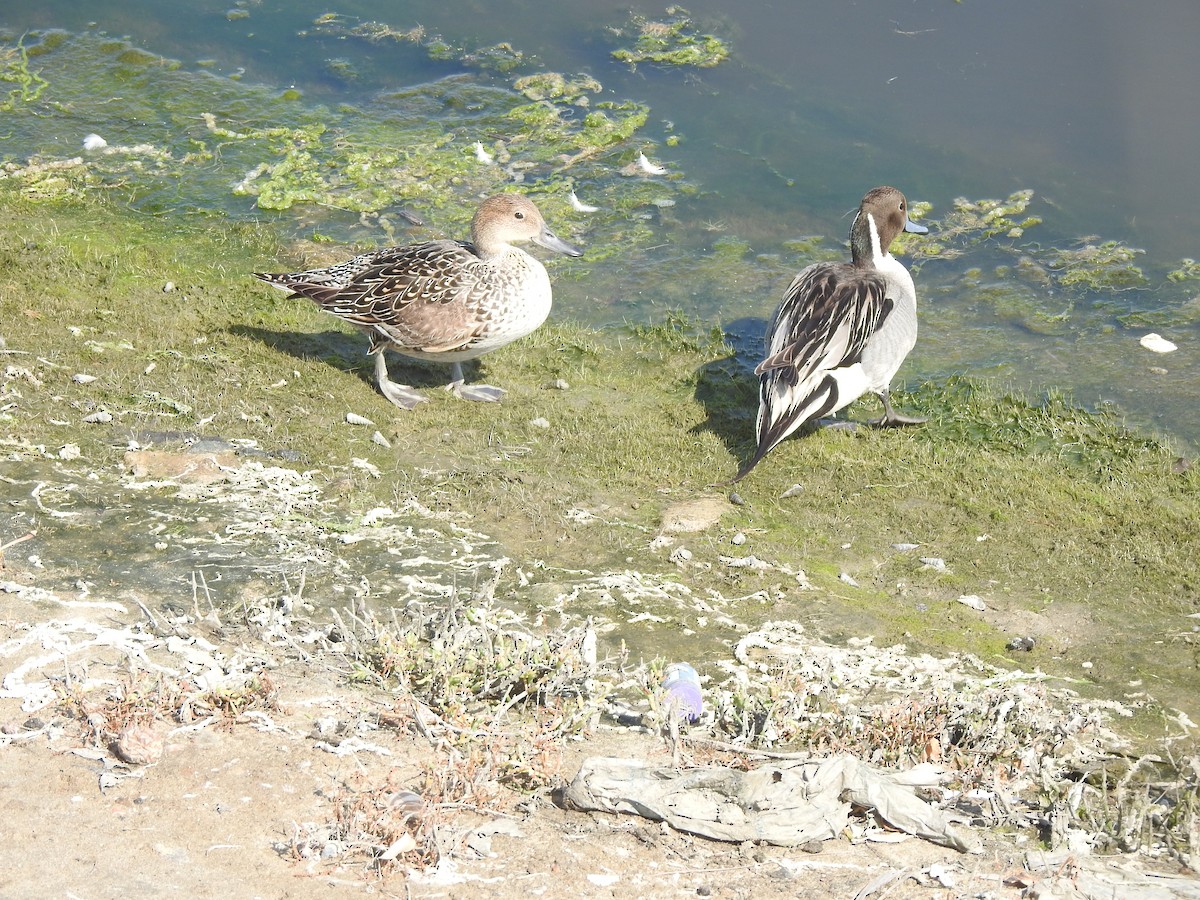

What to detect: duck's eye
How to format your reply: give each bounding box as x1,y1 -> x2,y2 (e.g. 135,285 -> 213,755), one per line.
514,210 -> 525,220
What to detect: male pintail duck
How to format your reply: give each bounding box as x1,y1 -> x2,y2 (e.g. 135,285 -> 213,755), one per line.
254,193 -> 583,409
732,185 -> 928,482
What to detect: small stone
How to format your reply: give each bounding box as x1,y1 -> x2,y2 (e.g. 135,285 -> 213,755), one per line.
731,532 -> 746,545
779,484 -> 804,499
112,723 -> 165,766
162,281 -> 175,293
530,417 -> 550,429
551,378 -> 570,390
1006,636 -> 1035,652
82,410 -> 113,424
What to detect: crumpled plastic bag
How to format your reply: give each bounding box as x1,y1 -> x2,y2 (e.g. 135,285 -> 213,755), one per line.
564,754 -> 975,852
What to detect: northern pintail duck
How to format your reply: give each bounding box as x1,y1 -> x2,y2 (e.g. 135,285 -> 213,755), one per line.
254,193 -> 583,409
732,185 -> 928,481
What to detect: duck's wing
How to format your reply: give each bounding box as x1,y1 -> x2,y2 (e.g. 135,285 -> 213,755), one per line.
733,264 -> 892,481
258,241 -> 488,353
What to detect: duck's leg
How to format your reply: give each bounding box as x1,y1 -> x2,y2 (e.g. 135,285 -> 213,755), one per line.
445,362 -> 505,403
869,389 -> 927,427
373,351 -> 428,410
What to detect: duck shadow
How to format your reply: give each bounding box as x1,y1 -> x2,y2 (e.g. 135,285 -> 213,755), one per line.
230,325 -> 478,393
691,316 -> 767,479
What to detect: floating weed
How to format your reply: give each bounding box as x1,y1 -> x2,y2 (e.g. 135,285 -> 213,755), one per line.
610,7 -> 731,70
0,36 -> 50,110
902,190 -> 1042,264
1044,239 -> 1147,292
1166,258 -> 1200,284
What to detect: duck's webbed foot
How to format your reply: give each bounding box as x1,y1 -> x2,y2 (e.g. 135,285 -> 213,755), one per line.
374,352 -> 428,410
868,389 -> 927,427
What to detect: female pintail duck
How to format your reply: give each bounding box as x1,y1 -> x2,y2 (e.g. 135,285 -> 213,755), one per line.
254,193 -> 583,409
732,185 -> 928,482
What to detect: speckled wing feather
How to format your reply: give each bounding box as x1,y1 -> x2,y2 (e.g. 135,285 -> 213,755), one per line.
258,240 -> 489,353
734,263 -> 893,481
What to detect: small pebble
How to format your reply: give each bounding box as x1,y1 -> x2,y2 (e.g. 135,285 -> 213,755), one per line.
1006,636 -> 1035,652
82,410 -> 113,424
162,281 -> 175,293
779,484 -> 804,499
551,378 -> 570,390
731,532 -> 746,546
669,547 -> 693,564
112,723 -> 165,766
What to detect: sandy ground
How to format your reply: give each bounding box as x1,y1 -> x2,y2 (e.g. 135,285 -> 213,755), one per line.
3,568 -> 1199,900
0,577 -> 1001,900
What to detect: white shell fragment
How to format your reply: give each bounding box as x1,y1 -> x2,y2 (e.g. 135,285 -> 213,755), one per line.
956,594 -> 986,611
370,431 -> 391,448
1139,332 -> 1177,353
82,410 -> 113,424
72,373 -> 98,384
345,412 -> 375,426
530,417 -> 550,429
892,542 -> 919,552
569,190 -> 600,213
82,133 -> 107,150
920,557 -> 947,572
473,141 -> 494,164
779,484 -> 804,499
637,152 -> 668,175
839,572 -> 859,587
58,444 -> 82,460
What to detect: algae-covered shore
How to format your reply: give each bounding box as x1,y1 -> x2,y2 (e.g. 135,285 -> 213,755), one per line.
3,183 -> 1199,717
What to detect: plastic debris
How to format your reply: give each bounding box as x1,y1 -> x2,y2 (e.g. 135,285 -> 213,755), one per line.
661,662 -> 702,722
564,755 -> 975,851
